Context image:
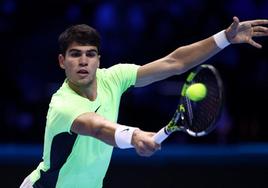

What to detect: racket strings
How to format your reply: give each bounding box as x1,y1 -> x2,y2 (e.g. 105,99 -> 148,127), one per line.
185,97 -> 193,124
184,67 -> 222,134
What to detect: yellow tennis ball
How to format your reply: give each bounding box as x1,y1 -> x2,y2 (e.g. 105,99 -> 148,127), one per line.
185,83 -> 207,102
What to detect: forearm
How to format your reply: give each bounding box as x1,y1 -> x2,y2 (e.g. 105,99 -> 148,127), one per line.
72,112 -> 160,155
136,31 -> 229,87
71,112 -> 118,146
71,112 -> 138,148
168,36 -> 222,74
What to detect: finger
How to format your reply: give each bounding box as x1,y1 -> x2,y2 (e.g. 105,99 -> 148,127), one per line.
139,147 -> 154,157
233,16 -> 240,23
137,150 -> 149,157
147,132 -> 156,137
137,140 -> 154,152
153,139 -> 161,149
136,142 -> 150,156
253,26 -> 268,32
248,39 -> 262,48
253,26 -> 268,36
253,31 -> 268,37
230,16 -> 240,30
146,140 -> 161,152
248,19 -> 268,26
156,144 -> 161,151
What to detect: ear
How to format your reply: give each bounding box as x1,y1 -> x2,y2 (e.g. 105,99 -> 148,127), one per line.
58,54 -> 65,69
97,55 -> 101,68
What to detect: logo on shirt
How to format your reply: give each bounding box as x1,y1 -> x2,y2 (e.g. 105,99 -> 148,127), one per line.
95,105 -> 101,112
121,128 -> 130,132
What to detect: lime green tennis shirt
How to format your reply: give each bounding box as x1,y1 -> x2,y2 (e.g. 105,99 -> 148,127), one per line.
29,64 -> 140,188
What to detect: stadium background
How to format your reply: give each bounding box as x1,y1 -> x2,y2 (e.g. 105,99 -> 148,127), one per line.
0,0 -> 268,187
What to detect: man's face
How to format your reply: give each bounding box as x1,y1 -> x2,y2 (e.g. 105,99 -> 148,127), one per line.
58,42 -> 100,87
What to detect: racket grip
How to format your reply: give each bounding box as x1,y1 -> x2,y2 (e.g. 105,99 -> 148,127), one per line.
153,127 -> 169,144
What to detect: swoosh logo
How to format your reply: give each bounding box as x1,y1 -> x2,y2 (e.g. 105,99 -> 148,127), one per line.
121,128 -> 129,132
95,105 -> 101,112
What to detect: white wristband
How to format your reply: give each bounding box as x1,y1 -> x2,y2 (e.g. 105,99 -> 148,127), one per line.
115,125 -> 138,149
213,30 -> 230,49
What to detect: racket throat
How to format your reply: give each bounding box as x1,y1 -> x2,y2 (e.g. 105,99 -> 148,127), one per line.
165,112 -> 185,135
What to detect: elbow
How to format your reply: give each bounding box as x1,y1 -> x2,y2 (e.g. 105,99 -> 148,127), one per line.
72,112 -> 115,146
166,56 -> 186,75
72,112 -> 100,137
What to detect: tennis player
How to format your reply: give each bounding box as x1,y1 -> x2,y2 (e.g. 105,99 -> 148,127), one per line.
20,16 -> 268,188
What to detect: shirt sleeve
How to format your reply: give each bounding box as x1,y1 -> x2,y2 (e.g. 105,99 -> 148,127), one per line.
106,63 -> 140,93
47,97 -> 91,135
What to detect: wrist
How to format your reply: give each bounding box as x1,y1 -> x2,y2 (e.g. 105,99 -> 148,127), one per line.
115,125 -> 139,149
131,129 -> 141,146
213,30 -> 230,49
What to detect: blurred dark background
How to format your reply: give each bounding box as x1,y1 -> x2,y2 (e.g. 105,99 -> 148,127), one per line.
1,0 -> 268,187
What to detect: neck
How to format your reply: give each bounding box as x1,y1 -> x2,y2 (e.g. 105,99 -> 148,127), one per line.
67,79 -> 98,101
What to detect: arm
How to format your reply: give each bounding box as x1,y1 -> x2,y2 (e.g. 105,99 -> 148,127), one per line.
135,36 -> 220,87
71,112 -> 160,156
135,16 -> 268,87
71,112 -> 118,146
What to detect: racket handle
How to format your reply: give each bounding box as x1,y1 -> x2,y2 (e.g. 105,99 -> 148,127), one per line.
153,127 -> 169,144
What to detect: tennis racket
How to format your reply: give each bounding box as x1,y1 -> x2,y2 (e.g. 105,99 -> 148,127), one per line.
153,64 -> 224,144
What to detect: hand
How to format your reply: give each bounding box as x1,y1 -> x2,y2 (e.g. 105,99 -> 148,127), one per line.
225,16 -> 268,48
131,129 -> 161,157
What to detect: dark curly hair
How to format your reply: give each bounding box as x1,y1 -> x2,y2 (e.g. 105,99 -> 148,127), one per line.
58,24 -> 101,55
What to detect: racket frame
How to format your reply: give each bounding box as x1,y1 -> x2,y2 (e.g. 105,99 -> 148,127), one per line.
153,64 -> 223,144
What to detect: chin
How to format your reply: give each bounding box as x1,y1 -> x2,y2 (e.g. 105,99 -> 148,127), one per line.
79,78 -> 94,86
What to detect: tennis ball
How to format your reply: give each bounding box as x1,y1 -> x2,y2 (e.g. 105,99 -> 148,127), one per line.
185,83 -> 207,102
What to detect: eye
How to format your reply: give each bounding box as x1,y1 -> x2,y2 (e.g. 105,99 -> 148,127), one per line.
69,51 -> 81,57
86,51 -> 98,58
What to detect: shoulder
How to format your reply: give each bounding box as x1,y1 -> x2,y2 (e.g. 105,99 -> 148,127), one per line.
97,64 -> 140,78
49,80 -> 86,110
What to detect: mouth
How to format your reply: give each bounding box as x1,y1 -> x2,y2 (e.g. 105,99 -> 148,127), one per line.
77,69 -> 89,75
77,69 -> 90,78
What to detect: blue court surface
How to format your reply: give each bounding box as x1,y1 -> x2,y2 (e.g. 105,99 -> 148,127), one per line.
1,143 -> 268,166
2,143 -> 268,188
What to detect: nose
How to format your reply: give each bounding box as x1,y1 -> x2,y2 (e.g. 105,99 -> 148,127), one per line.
79,54 -> 88,66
